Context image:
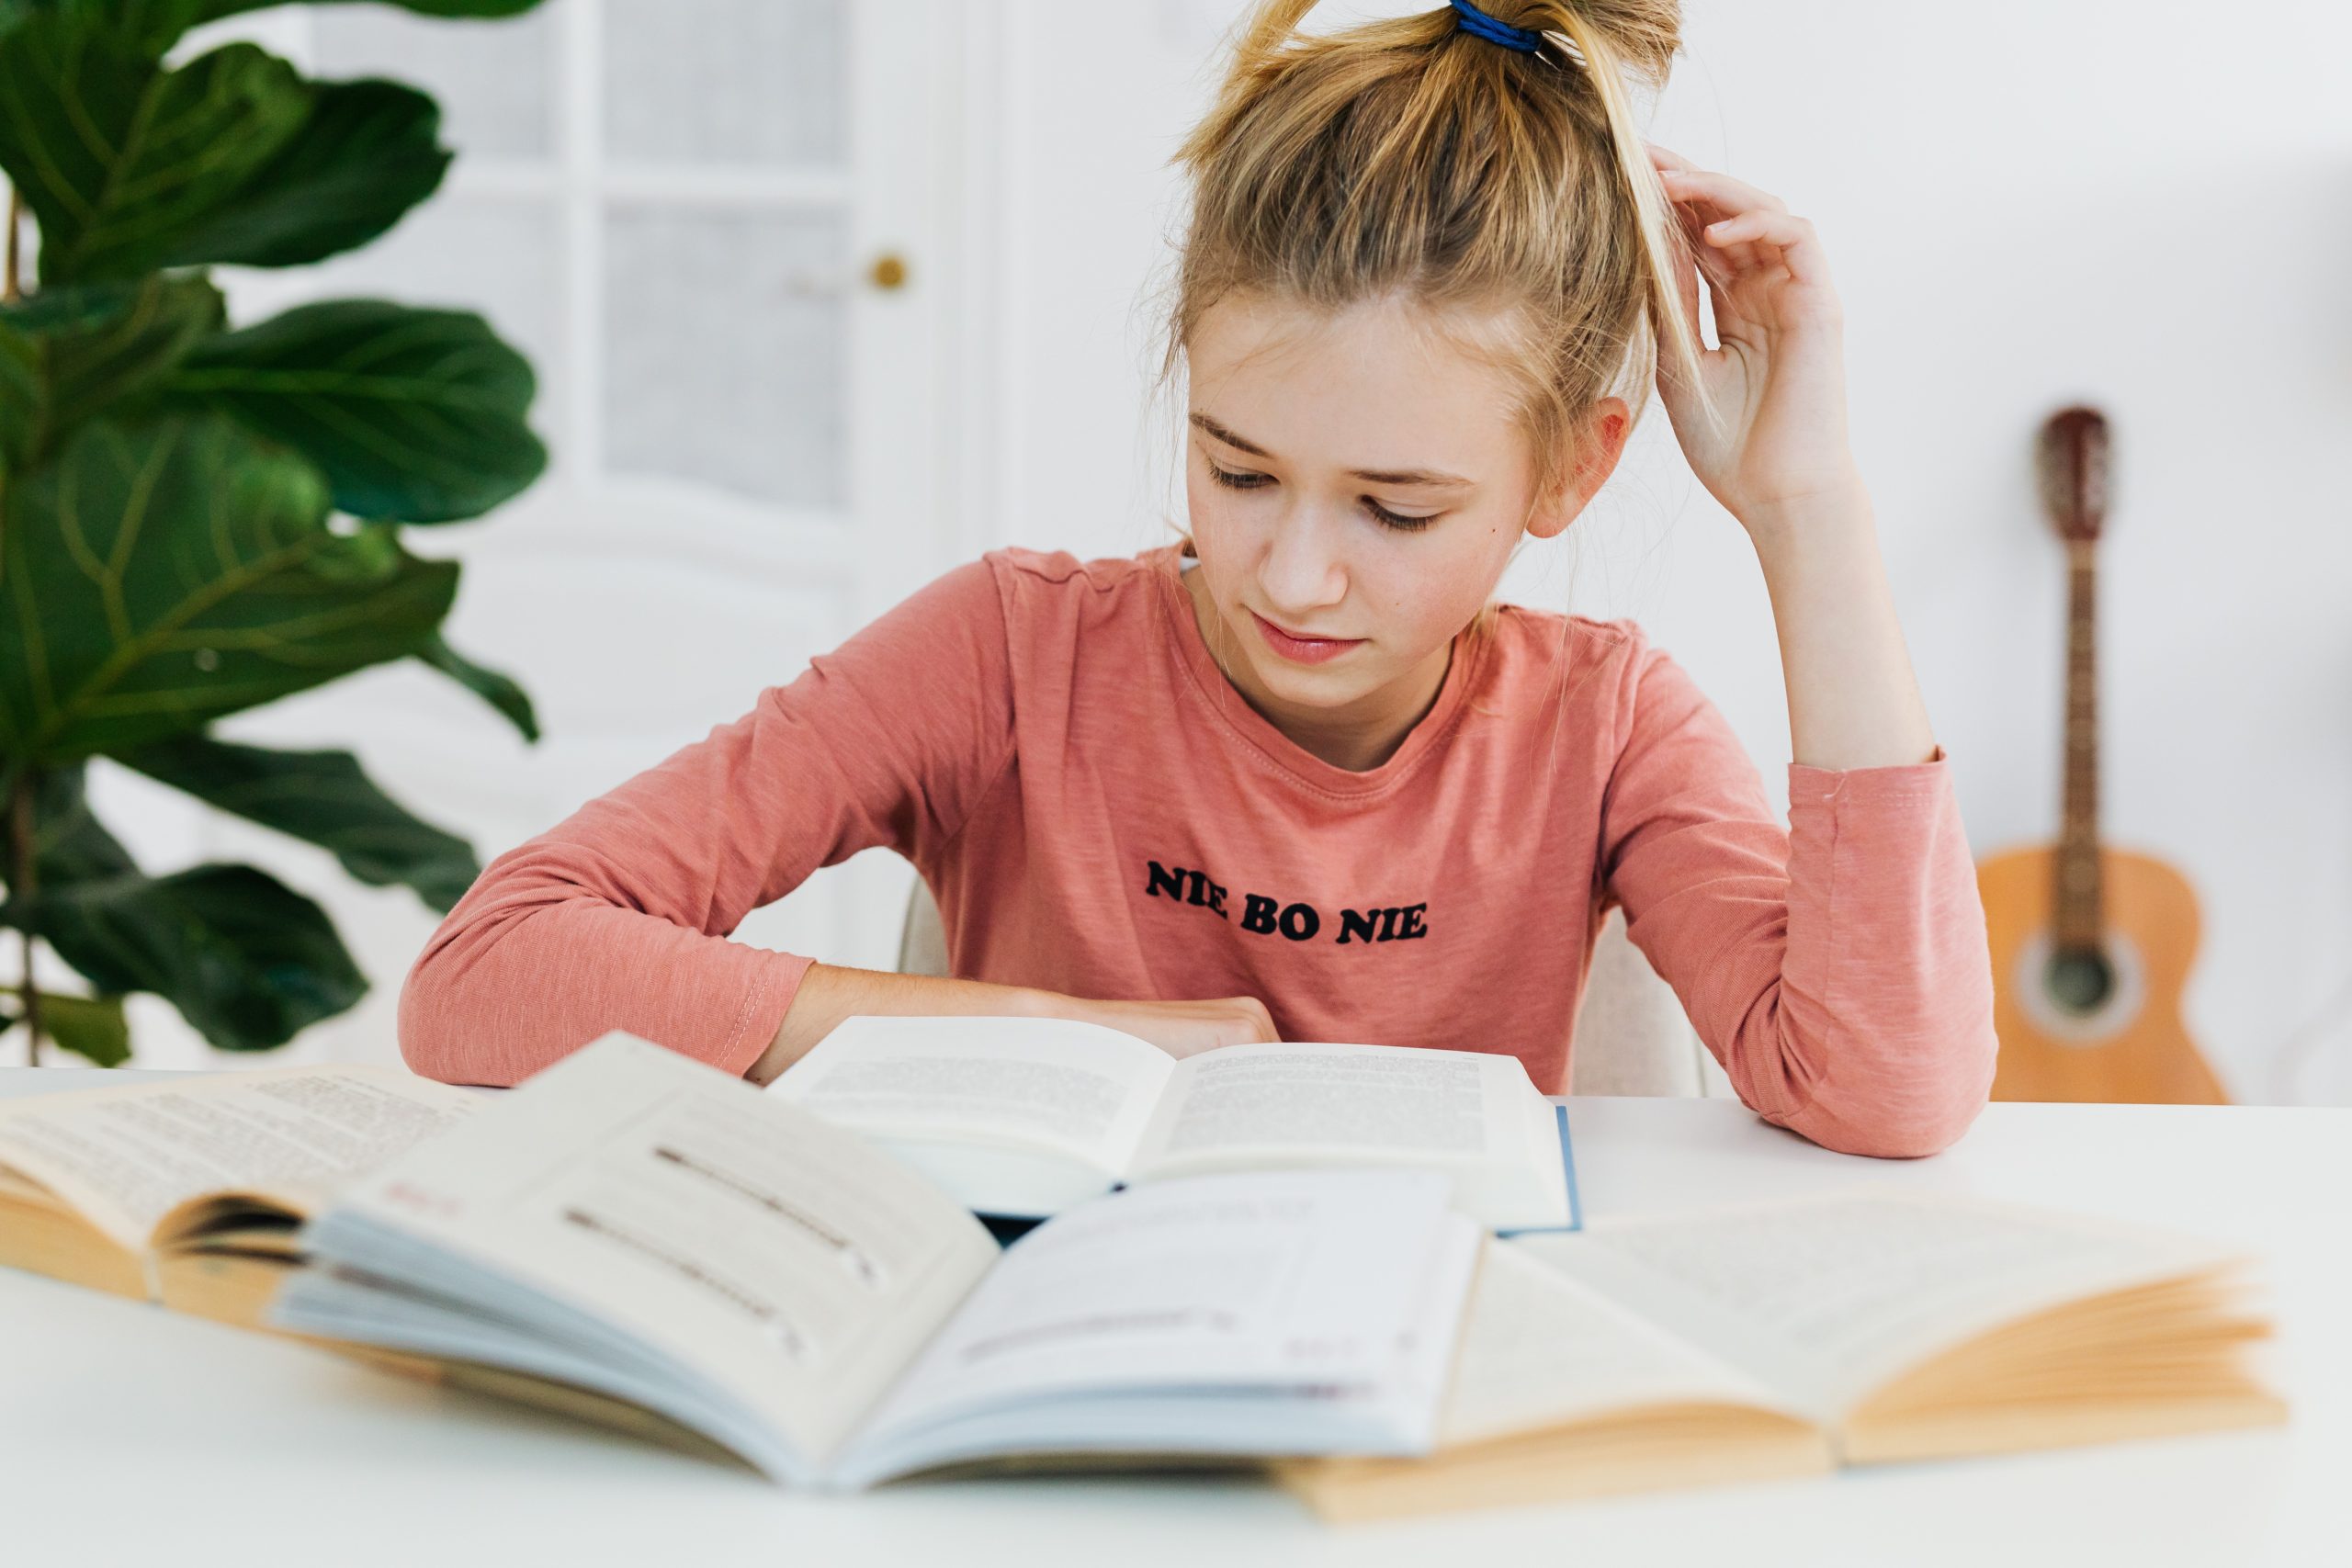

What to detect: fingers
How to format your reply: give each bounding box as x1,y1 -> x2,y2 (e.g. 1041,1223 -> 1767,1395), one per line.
1657,165 -> 1765,275
1651,167 -> 1758,282
1695,207 -> 1831,291
1659,164 -> 1788,219
1246,998 -> 1281,1043
1652,158 -> 1830,294
1668,192 -> 1738,302
1654,178 -> 1738,323
1664,205 -> 1708,357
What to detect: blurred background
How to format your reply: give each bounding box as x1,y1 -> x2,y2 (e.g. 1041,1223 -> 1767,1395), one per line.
8,0 -> 2351,1103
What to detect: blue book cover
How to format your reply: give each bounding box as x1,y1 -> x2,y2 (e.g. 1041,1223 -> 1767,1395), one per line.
1493,1103 -> 1582,1237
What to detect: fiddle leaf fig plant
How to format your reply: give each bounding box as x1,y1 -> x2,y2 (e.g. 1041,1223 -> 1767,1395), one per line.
0,0 -> 552,1066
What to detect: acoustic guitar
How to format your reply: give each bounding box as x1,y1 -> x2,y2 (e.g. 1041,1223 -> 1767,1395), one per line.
1976,406 -> 2229,1103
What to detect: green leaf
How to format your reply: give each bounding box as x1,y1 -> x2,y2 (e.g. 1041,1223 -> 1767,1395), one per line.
18,989 -> 131,1066
23,761 -> 136,885
160,299 -> 545,523
416,632 -> 539,742
6,763 -> 363,1055
4,3 -> 193,55
0,274 -> 227,457
119,2 -> 548,59
0,412 -> 460,763
0,4 -> 546,55
113,733 -> 481,912
0,2 -> 547,65
0,28 -> 311,285
0,23 -> 453,277
162,78 -> 452,272
25,860 -> 366,1051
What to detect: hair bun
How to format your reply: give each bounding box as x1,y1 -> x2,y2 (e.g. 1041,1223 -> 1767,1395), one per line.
1492,0 -> 1683,89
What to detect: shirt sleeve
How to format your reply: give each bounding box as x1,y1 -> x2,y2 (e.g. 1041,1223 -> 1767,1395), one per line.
396,557 -> 1019,1088
1593,630 -> 1998,1158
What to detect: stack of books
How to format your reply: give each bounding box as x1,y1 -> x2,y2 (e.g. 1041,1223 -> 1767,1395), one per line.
0,1021 -> 2289,1520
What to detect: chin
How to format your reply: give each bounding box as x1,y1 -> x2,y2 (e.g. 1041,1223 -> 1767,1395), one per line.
1242,639 -> 1372,704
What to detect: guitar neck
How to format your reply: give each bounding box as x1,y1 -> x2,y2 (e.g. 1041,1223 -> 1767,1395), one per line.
2055,538 -> 2104,948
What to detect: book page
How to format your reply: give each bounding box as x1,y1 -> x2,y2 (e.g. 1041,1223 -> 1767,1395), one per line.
1138,1043 -> 1531,1161
0,1066 -> 481,1254
767,1014 -> 1176,1171
1128,1043 -> 1562,1226
1436,1241 -> 1808,1447
301,1032 -> 1001,1472
1515,1191 -> 2243,1419
841,1168 -> 1478,1476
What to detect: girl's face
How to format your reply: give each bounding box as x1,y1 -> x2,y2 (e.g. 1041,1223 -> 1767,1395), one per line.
1182,290 -> 1628,766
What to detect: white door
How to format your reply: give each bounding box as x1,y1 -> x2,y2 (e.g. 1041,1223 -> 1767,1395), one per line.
88,1 -> 986,1069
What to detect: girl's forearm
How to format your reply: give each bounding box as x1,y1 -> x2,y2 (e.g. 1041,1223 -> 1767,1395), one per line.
744,963 -> 1061,1085
747,965 -> 1285,1085
1745,483 -> 1941,772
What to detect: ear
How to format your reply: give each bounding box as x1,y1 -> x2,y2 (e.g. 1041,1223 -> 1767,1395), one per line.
1525,397 -> 1633,541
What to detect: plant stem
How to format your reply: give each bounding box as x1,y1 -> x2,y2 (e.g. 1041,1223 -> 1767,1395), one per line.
3,193 -> 23,1065
8,773 -> 37,1067
4,186 -> 18,303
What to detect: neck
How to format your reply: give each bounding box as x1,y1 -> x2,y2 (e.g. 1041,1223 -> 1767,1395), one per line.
1180,552 -> 1453,773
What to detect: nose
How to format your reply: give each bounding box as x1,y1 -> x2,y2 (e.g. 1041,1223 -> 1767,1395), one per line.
1257,505 -> 1349,620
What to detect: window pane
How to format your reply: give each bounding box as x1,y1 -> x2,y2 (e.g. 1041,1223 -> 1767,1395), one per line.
603,208 -> 846,509
603,0 -> 846,168
311,6 -> 560,161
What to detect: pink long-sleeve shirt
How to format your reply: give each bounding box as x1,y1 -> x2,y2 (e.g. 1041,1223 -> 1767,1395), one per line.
400,540 -> 1998,1157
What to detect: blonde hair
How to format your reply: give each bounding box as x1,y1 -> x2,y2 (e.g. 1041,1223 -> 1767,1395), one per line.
1145,0 -> 1719,648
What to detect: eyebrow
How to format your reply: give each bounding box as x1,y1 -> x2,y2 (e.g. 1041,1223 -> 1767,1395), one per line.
1189,412 -> 1475,489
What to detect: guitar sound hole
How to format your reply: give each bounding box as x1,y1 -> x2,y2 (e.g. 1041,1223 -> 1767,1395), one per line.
2043,946 -> 2117,1015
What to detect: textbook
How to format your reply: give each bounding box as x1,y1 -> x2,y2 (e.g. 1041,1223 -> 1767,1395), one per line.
266,1031 -> 1485,1492
1275,1189 -> 2290,1522
768,1015 -> 1579,1232
0,1065 -> 482,1332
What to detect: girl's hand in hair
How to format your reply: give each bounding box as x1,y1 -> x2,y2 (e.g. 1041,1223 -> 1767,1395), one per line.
1642,143 -> 1942,778
1645,143 -> 1867,537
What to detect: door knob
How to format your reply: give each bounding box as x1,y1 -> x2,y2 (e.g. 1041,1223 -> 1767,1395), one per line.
779,252 -> 910,298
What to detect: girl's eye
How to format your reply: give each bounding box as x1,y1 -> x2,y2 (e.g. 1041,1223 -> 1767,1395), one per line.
1204,461 -> 1441,535
1204,461 -> 1272,491
1364,499 -> 1439,534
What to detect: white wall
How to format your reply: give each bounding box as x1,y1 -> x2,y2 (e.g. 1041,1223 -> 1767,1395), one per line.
977,0 -> 2352,1102
30,2 -> 2352,1103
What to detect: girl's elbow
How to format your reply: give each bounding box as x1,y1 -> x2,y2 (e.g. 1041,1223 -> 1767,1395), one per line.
1801,1035 -> 1997,1159
1849,1095 -> 1986,1158
396,942 -> 526,1088
1769,1024 -> 2004,1161
397,958 -> 470,1084
1783,1095 -> 1982,1159
395,861 -> 587,1088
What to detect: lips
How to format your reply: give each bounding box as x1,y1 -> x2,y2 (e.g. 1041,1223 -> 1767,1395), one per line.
1249,608 -> 1363,665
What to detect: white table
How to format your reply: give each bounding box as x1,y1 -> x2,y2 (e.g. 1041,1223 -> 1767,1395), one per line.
3,1067 -> 2346,1565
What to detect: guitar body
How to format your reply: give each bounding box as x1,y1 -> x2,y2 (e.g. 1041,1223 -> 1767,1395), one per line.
1978,842 -> 2225,1104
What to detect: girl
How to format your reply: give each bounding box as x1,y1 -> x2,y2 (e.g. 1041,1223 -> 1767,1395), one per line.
401,0 -> 1997,1159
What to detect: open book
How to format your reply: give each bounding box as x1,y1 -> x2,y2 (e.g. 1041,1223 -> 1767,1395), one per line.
768,1015 -> 1578,1232
1276,1189 -> 2289,1522
266,1031 -> 1484,1491
0,1065 -> 481,1331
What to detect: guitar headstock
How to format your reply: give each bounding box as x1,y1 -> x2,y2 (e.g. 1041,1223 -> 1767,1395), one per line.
2035,404 -> 2109,545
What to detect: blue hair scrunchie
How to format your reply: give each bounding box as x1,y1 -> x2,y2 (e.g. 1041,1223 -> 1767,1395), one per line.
1449,0 -> 1543,53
